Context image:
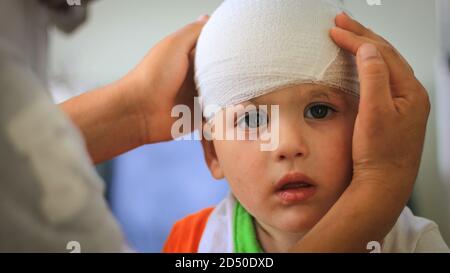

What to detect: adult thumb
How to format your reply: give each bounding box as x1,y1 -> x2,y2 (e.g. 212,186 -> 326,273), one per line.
356,43 -> 393,109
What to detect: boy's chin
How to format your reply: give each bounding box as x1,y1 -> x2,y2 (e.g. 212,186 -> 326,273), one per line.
274,209 -> 325,233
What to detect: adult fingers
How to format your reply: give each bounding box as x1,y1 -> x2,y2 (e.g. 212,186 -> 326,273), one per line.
330,26 -> 415,90
356,43 -> 394,112
166,15 -> 209,55
334,13 -> 414,75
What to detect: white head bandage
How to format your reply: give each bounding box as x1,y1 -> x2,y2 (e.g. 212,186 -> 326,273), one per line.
195,0 -> 359,119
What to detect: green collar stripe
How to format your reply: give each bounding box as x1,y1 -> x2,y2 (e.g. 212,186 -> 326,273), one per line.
233,201 -> 264,253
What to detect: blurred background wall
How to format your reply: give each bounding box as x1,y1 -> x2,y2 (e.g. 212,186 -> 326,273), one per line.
48,0 -> 450,251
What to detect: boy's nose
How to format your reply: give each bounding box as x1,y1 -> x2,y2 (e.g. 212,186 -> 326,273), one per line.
272,118 -> 309,162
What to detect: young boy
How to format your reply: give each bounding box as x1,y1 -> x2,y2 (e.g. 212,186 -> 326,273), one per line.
163,0 -> 449,253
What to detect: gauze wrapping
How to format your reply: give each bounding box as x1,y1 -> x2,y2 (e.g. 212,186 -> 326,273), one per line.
195,0 -> 359,119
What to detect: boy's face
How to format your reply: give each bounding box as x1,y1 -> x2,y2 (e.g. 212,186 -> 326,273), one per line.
201,84 -> 359,234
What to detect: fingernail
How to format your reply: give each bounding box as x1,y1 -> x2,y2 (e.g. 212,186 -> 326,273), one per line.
197,15 -> 209,23
359,43 -> 379,61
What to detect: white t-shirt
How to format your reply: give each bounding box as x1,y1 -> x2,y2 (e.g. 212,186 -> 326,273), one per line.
382,206 -> 450,253
198,194 -> 450,253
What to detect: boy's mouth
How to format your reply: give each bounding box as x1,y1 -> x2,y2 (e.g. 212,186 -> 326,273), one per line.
276,172 -> 317,204
279,182 -> 312,190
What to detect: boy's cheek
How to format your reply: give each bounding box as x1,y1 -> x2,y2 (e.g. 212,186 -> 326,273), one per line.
214,142 -> 254,177
311,142 -> 353,186
218,140 -> 261,161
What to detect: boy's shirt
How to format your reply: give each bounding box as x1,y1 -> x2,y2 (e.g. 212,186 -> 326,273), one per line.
163,193 -> 450,253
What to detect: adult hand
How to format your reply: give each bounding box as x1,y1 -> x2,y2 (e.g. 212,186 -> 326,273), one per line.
291,13 -> 430,252
125,15 -> 209,144
331,12 -> 430,202
61,16 -> 209,163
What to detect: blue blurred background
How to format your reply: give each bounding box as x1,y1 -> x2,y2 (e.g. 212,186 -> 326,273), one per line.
107,137 -> 228,252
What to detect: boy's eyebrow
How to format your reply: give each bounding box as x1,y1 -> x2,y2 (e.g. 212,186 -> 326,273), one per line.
309,91 -> 330,100
306,88 -> 345,100
247,86 -> 350,105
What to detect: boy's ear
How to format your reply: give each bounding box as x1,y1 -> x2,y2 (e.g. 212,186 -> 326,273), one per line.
200,137 -> 225,180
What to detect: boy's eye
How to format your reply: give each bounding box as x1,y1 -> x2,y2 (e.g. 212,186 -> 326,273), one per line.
237,109 -> 268,129
304,104 -> 335,119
